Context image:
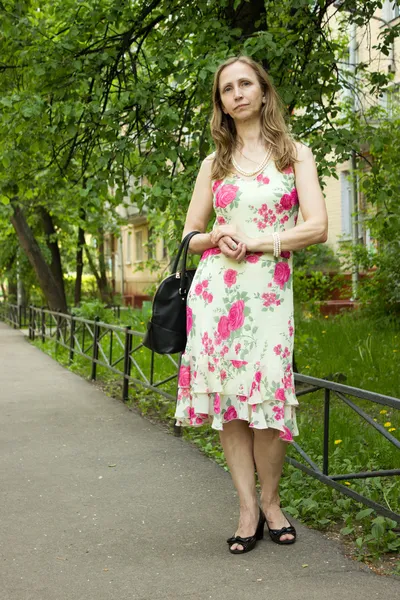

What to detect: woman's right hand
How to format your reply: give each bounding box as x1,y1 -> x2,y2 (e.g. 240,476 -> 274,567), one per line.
218,235 -> 247,262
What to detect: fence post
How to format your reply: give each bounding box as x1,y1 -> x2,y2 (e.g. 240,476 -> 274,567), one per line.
18,305 -> 22,329
31,306 -> 36,341
41,307 -> 45,343
69,315 -> 76,365
55,310 -> 61,355
122,326 -> 132,402
90,317 -> 100,380
323,388 -> 330,475
150,350 -> 155,385
28,306 -> 32,339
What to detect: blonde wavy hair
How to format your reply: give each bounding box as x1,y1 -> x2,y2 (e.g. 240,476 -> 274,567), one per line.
210,55 -> 297,180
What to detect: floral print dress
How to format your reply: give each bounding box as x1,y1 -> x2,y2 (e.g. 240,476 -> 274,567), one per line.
174,161 -> 300,442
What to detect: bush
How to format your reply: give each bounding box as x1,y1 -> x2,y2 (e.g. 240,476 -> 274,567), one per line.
338,241 -> 400,319
72,300 -> 113,323
294,243 -> 341,273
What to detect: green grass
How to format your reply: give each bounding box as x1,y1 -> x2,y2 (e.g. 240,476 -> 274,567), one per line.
29,306 -> 400,572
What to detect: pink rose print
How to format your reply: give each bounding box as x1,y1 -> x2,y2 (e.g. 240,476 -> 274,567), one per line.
218,316 -> 231,340
279,426 -> 294,442
280,194 -> 292,211
231,360 -> 248,368
290,188 -> 298,206
217,216 -> 226,225
273,405 -> 284,420
220,370 -> 227,381
221,345 -> 229,356
195,283 -> 203,295
212,179 -> 223,193
200,247 -> 221,261
238,395 -> 247,402
283,375 -> 293,390
202,280 -> 209,288
179,365 -> 191,387
275,388 -> 286,402
195,416 -> 204,425
245,253 -> 262,263
282,347 -> 290,358
214,393 -> 221,414
224,406 -> 238,421
186,306 -> 193,334
273,262 -> 291,289
262,292 -> 280,308
283,165 -> 293,175
254,371 -> 262,383
256,173 -> 270,184
202,291 -> 208,300
207,294 -> 213,304
224,269 -> 237,288
228,300 -> 245,331
215,184 -> 239,209
280,250 -> 291,259
188,406 -> 195,419
234,343 -> 241,354
274,344 -> 282,355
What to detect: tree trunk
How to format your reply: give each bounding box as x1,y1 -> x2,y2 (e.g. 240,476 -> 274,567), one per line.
84,243 -> 113,305
74,211 -> 86,306
97,232 -> 112,304
7,276 -> 18,303
11,203 -> 68,312
39,207 -> 66,304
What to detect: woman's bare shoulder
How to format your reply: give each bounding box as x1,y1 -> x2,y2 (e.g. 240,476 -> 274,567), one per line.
204,151 -> 216,162
293,141 -> 313,161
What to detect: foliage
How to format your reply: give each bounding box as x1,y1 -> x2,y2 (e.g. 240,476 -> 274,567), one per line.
294,243 -> 341,273
1,1 -> 399,307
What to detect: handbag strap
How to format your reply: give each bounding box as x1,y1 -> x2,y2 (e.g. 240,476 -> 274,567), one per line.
171,230 -> 201,295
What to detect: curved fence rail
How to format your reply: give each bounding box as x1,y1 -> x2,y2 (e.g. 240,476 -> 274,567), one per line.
1,302 -> 399,523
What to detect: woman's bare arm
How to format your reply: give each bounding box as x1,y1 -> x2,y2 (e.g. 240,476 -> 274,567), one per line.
182,155 -> 247,260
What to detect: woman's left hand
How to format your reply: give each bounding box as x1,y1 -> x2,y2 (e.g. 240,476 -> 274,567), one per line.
210,225 -> 255,251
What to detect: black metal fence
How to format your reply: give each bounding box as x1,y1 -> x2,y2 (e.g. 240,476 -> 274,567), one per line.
1,302 -> 399,523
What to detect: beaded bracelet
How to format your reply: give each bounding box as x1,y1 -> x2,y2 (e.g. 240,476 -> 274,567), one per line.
272,232 -> 281,258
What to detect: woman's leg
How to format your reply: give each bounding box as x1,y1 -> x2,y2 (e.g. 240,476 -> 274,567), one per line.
253,428 -> 294,542
219,420 -> 259,551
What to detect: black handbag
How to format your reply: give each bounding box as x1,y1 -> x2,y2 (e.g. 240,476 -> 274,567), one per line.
142,230 -> 201,355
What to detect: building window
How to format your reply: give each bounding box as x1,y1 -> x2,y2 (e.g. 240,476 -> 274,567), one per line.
384,0 -> 400,21
125,230 -> 132,264
340,171 -> 352,237
135,230 -> 144,262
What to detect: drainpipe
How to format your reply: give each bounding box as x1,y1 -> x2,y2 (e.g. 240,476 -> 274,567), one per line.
349,20 -> 359,301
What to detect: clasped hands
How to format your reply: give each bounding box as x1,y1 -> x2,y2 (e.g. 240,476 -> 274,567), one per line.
210,225 -> 255,262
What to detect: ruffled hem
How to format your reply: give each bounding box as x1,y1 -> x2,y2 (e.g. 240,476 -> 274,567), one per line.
174,391 -> 298,442
178,359 -> 298,408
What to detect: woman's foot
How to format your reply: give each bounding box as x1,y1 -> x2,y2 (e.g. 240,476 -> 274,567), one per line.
262,502 -> 296,543
229,504 -> 261,552
227,508 -> 265,554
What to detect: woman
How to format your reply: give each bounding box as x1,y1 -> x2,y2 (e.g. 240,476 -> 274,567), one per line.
174,56 -> 328,554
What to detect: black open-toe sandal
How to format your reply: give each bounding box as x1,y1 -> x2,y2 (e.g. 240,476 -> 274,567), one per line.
266,517 -> 296,545
227,510 -> 266,554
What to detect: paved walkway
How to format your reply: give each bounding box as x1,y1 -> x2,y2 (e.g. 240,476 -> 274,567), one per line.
0,322 -> 398,600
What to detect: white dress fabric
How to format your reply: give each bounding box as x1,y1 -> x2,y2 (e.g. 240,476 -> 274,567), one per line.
174,161 -> 300,442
